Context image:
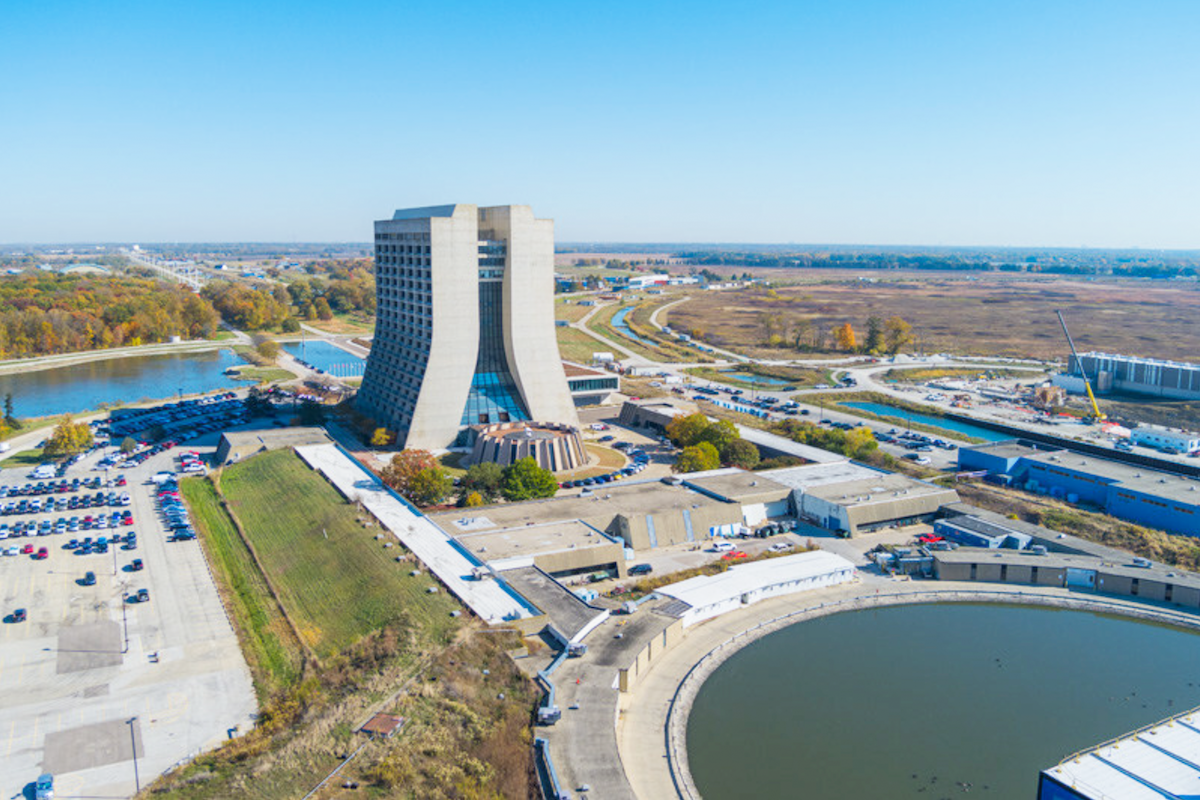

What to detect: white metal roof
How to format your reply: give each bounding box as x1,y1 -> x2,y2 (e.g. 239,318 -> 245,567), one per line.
736,426 -> 848,464
658,550 -> 856,610
1044,708 -> 1200,799
760,461 -> 881,491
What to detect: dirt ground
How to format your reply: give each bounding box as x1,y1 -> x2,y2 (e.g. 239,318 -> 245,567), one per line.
667,272 -> 1200,362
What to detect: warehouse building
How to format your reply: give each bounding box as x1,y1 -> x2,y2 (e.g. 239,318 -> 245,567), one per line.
1058,351 -> 1200,401
215,427 -> 332,465
430,479 -> 745,552
958,442 -> 1200,536
758,463 -> 959,538
657,550 -> 857,627
933,548 -> 1200,607
1130,424 -> 1200,453
434,517 -> 629,579
1039,705 -> 1200,799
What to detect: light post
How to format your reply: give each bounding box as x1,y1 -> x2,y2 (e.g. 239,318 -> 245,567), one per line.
127,716 -> 141,793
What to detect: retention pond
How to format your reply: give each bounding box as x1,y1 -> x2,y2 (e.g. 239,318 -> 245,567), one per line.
686,603 -> 1200,800
838,400 -> 1011,441
0,349 -> 247,418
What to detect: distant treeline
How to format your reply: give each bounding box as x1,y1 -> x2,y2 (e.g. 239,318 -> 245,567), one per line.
0,273 -> 219,358
678,251 -> 1200,277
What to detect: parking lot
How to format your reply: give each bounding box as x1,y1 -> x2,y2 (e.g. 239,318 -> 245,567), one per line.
0,419 -> 255,797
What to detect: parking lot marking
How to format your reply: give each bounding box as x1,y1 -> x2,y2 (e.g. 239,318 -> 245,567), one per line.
4,721 -> 13,756
14,652 -> 24,685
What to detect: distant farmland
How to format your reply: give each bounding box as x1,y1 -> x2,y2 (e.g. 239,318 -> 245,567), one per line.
668,274 -> 1200,362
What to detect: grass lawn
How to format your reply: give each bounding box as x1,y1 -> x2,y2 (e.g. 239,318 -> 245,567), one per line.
229,366 -> 297,384
182,476 -> 302,698
686,364 -> 833,391
555,299 -> 593,323
437,451 -> 468,477
3,447 -> 48,467
217,449 -> 461,659
557,325 -> 610,363
303,312 -> 375,335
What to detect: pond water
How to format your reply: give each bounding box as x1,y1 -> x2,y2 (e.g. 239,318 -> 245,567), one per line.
0,349 -> 247,419
839,400 -> 1011,441
687,603 -> 1200,800
721,371 -> 793,387
282,340 -> 366,377
610,307 -> 652,345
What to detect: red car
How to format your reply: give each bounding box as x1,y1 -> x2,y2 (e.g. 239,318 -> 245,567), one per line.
21,544 -> 34,555
114,476 -> 127,487
33,547 -> 48,560
721,550 -> 749,561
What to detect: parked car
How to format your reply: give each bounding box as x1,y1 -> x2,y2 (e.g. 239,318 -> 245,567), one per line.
130,559 -> 144,571
82,571 -> 96,586
628,563 -> 653,576
11,608 -> 26,623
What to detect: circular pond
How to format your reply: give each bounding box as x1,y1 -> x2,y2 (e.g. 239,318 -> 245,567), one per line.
686,603 -> 1200,800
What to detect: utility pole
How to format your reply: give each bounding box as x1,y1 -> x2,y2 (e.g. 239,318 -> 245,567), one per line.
128,716 -> 141,793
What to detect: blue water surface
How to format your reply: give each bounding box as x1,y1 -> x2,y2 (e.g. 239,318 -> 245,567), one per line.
839,400 -> 1011,441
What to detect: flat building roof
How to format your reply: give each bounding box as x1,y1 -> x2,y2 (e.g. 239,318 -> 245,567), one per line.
429,479 -> 726,530
802,473 -> 955,508
445,519 -> 615,562
760,461 -> 882,492
683,470 -> 792,504
1025,450 -> 1200,504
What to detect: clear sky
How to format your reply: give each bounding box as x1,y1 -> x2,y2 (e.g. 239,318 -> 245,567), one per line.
2,1 -> 1197,247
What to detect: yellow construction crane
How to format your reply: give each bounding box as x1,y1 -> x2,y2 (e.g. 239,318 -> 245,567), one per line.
1055,309 -> 1106,423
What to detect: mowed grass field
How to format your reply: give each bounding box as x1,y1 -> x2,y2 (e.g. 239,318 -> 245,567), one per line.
216,449 -> 461,660
669,274 -> 1200,361
182,476 -> 302,698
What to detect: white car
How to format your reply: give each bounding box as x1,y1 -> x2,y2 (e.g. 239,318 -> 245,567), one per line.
712,539 -> 735,552
768,542 -> 795,553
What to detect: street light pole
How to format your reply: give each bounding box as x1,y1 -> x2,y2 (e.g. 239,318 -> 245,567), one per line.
128,716 -> 141,793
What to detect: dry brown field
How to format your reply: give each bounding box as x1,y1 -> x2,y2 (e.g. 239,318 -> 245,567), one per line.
668,272 -> 1200,361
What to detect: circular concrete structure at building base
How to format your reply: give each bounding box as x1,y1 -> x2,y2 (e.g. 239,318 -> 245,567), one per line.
469,420 -> 587,473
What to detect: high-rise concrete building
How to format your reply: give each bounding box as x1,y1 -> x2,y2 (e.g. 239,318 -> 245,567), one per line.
357,204 -> 579,450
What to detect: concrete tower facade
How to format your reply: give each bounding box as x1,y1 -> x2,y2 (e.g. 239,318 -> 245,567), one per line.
357,204 -> 579,450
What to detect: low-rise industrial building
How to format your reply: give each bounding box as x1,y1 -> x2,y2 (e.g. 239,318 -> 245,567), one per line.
933,515 -> 1032,550
958,441 -> 1200,536
1039,705 -> 1200,799
432,517 -> 628,578
933,548 -> 1200,607
681,470 -> 794,525
1131,424 -> 1200,453
657,550 -> 857,627
563,362 -> 621,406
215,427 -> 333,465
429,479 -> 745,552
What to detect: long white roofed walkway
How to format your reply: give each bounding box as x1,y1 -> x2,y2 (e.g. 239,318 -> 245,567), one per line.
295,443 -> 536,624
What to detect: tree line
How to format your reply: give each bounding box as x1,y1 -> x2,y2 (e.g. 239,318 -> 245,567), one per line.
756,310 -> 913,354
378,450 -> 558,508
0,273 -> 219,358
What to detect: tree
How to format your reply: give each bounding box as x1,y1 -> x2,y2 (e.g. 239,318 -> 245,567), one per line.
370,428 -> 393,447
461,461 -> 504,502
298,400 -> 326,425
843,427 -> 879,460
833,322 -> 857,351
3,393 -> 18,430
500,457 -> 558,501
864,316 -> 885,354
44,416 -> 95,456
460,491 -> 485,508
884,316 -> 914,355
313,297 -> 334,321
380,449 -> 437,496
408,466 -> 452,507
674,441 -> 720,473
252,333 -> 281,362
721,438 -> 760,469
280,317 -> 301,333
665,412 -> 712,448
698,419 -> 739,453
120,436 -> 138,454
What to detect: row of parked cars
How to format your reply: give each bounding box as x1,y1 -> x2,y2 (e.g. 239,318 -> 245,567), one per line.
156,477 -> 197,541
65,530 -> 138,556
559,447 -> 652,489
2,490 -> 130,517
103,393 -> 246,444
0,476 -> 113,498
0,509 -> 134,538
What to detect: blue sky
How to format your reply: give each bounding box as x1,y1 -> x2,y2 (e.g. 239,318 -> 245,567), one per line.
2,1 -> 1197,247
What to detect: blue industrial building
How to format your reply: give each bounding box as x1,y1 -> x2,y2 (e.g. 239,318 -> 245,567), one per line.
959,441 -> 1200,537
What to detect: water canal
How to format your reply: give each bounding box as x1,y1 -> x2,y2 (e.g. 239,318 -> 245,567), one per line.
611,307 -> 652,345
839,400 -> 1012,442
687,603 -> 1200,800
0,349 -> 246,418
